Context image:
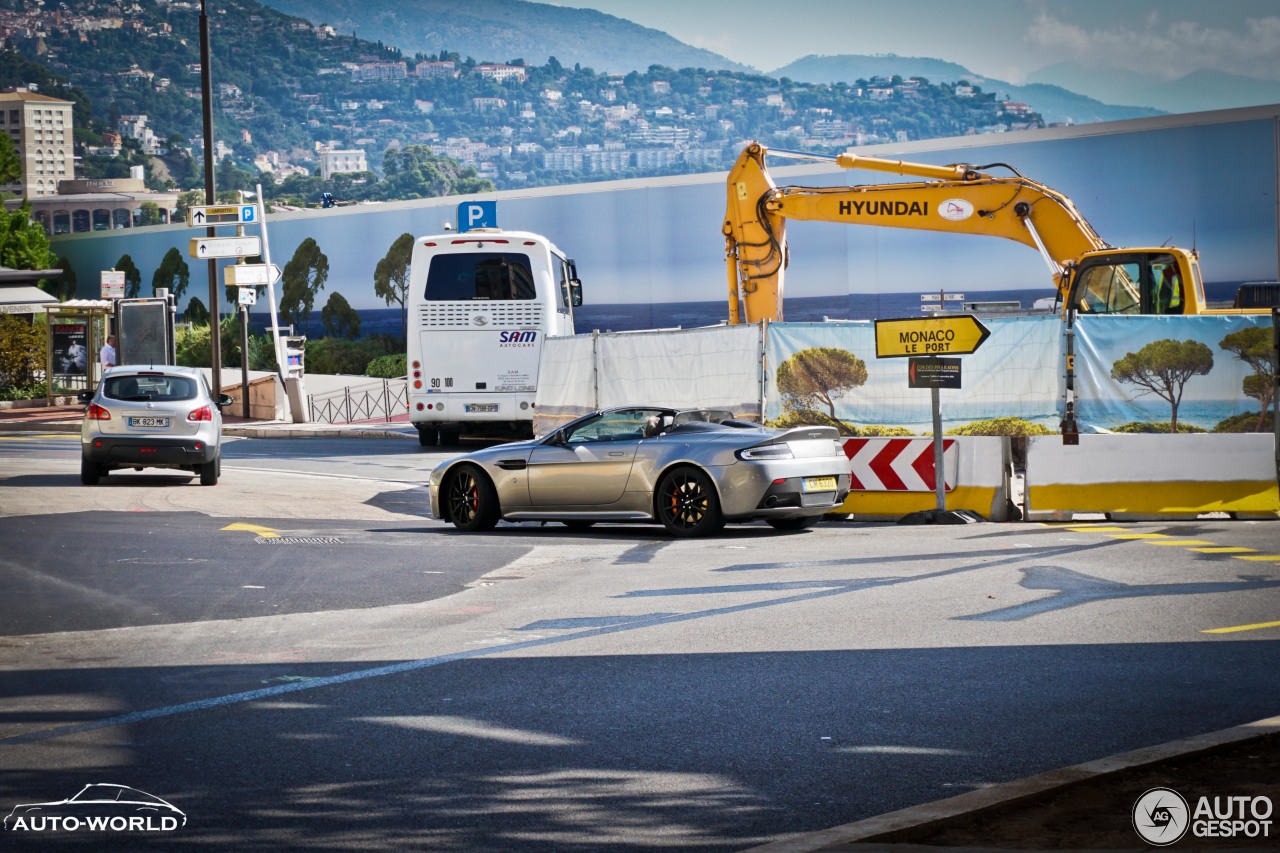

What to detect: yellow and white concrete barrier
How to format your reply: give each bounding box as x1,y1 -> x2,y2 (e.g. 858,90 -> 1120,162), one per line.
1025,434 -> 1280,520
838,436 -> 1013,521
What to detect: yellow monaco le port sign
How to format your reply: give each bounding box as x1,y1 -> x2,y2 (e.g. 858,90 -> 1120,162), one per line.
874,314 -> 991,358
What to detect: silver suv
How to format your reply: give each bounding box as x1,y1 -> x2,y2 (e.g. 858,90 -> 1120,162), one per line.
78,366 -> 233,486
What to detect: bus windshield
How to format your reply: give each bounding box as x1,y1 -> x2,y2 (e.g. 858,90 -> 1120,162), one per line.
424,252 -> 537,300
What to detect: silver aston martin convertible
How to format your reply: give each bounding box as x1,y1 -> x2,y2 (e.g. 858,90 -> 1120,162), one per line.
428,406 -> 852,536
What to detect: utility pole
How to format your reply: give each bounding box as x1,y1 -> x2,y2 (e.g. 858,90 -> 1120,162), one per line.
199,0 -> 221,394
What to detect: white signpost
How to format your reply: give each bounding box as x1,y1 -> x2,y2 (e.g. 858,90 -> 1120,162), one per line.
188,235 -> 262,260
185,204 -> 259,227
920,291 -> 965,313
100,269 -> 126,300
223,263 -> 282,287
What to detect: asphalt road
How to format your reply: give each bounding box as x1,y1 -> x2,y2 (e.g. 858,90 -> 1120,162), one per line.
1,433 -> 1278,851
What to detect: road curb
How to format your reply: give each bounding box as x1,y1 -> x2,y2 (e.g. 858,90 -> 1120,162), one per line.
0,421 -> 80,433
741,714 -> 1280,852
222,425 -> 416,439
0,421 -> 416,438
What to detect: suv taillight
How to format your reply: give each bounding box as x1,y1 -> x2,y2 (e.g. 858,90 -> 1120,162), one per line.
187,405 -> 213,422
85,403 -> 111,420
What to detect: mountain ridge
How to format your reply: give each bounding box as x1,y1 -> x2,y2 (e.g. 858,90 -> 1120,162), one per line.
769,54 -> 1164,124
256,0 -> 753,74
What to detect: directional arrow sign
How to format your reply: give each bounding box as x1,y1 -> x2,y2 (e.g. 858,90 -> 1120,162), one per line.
188,235 -> 262,260
223,263 -> 282,287
873,314 -> 990,358
842,437 -> 956,492
186,204 -> 259,227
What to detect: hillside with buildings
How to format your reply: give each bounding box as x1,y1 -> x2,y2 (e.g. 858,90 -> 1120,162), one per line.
0,0 -> 1045,224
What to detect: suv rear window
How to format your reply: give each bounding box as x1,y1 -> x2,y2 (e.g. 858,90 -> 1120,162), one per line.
105,374 -> 197,402
424,252 -> 536,301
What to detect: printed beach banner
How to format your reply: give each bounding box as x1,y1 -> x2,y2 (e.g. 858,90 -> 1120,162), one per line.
763,315 -> 1272,434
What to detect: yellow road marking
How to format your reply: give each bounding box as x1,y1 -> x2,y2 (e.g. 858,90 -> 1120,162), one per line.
1190,546 -> 1257,554
222,522 -> 279,539
1106,533 -> 1172,540
1203,620 -> 1280,635
1232,554 -> 1280,562
1147,540 -> 1216,546
1063,526 -> 1127,532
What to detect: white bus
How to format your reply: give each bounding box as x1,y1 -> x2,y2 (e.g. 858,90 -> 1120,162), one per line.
406,229 -> 582,446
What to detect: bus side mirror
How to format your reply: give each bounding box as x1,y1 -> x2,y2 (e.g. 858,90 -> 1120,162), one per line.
569,279 -> 583,307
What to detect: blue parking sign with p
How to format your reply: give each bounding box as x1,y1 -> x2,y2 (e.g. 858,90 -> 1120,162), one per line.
457,201 -> 497,231
241,205 -> 256,223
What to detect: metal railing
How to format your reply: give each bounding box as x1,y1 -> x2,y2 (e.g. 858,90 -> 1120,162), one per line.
308,378 -> 407,424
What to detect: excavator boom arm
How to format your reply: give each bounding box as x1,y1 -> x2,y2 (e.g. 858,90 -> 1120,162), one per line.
723,142 -> 1110,324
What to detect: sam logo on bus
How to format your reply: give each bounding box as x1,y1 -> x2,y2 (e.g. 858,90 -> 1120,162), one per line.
498,331 -> 538,347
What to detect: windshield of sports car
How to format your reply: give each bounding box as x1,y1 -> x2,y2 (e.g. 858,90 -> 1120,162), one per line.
561,408 -> 672,443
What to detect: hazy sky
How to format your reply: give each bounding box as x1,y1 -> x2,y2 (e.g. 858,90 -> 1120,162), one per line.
550,0 -> 1280,82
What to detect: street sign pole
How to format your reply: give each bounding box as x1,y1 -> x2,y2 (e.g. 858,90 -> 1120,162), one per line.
256,182 -> 289,412
932,385 -> 944,511
199,0 -> 220,396
877,317 -> 990,524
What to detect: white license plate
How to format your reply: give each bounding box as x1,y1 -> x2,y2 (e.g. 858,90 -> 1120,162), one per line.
128,416 -> 170,428
465,403 -> 499,413
803,476 -> 837,492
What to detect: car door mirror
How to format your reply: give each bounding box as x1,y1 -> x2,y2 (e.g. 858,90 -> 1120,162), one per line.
77,390 -> 94,405
216,394 -> 234,408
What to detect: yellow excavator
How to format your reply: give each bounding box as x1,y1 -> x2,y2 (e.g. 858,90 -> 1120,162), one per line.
723,141 -> 1276,324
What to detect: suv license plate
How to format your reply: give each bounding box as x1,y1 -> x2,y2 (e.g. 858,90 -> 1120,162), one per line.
128,416 -> 170,428
466,403 -> 498,413
803,476 -> 837,492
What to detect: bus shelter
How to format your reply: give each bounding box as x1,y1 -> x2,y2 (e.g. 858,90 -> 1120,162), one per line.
45,300 -> 112,401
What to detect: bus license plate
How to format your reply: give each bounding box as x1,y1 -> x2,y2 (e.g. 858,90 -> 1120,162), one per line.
465,403 -> 498,413
803,476 -> 837,492
128,416 -> 170,428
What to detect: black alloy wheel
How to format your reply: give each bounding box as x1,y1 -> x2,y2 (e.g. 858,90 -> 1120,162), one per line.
446,465 -> 500,531
656,467 -> 724,537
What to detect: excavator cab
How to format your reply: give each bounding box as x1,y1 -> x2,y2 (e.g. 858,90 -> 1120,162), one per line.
1067,251 -> 1194,316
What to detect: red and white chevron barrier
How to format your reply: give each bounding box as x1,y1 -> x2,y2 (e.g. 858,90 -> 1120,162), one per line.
842,437 -> 956,492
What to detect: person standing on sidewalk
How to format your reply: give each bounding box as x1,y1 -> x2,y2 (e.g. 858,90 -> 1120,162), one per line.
100,335 -> 117,370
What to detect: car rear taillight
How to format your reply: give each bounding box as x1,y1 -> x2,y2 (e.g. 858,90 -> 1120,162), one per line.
187,405 -> 214,422
85,403 -> 111,420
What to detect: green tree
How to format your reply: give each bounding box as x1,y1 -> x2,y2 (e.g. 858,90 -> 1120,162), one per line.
45,254 -> 77,301
1219,327 -> 1275,431
280,237 -> 329,336
185,295 -> 209,326
0,207 -> 57,277
151,247 -> 191,301
0,315 -> 45,391
1110,339 -> 1214,432
137,201 -> 163,226
321,291 -> 361,339
0,131 -> 21,188
371,144 -> 494,200
776,347 -> 868,420
373,232 -> 413,341
115,254 -> 143,299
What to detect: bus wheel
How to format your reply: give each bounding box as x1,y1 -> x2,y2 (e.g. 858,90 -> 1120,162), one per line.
417,427 -> 438,447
